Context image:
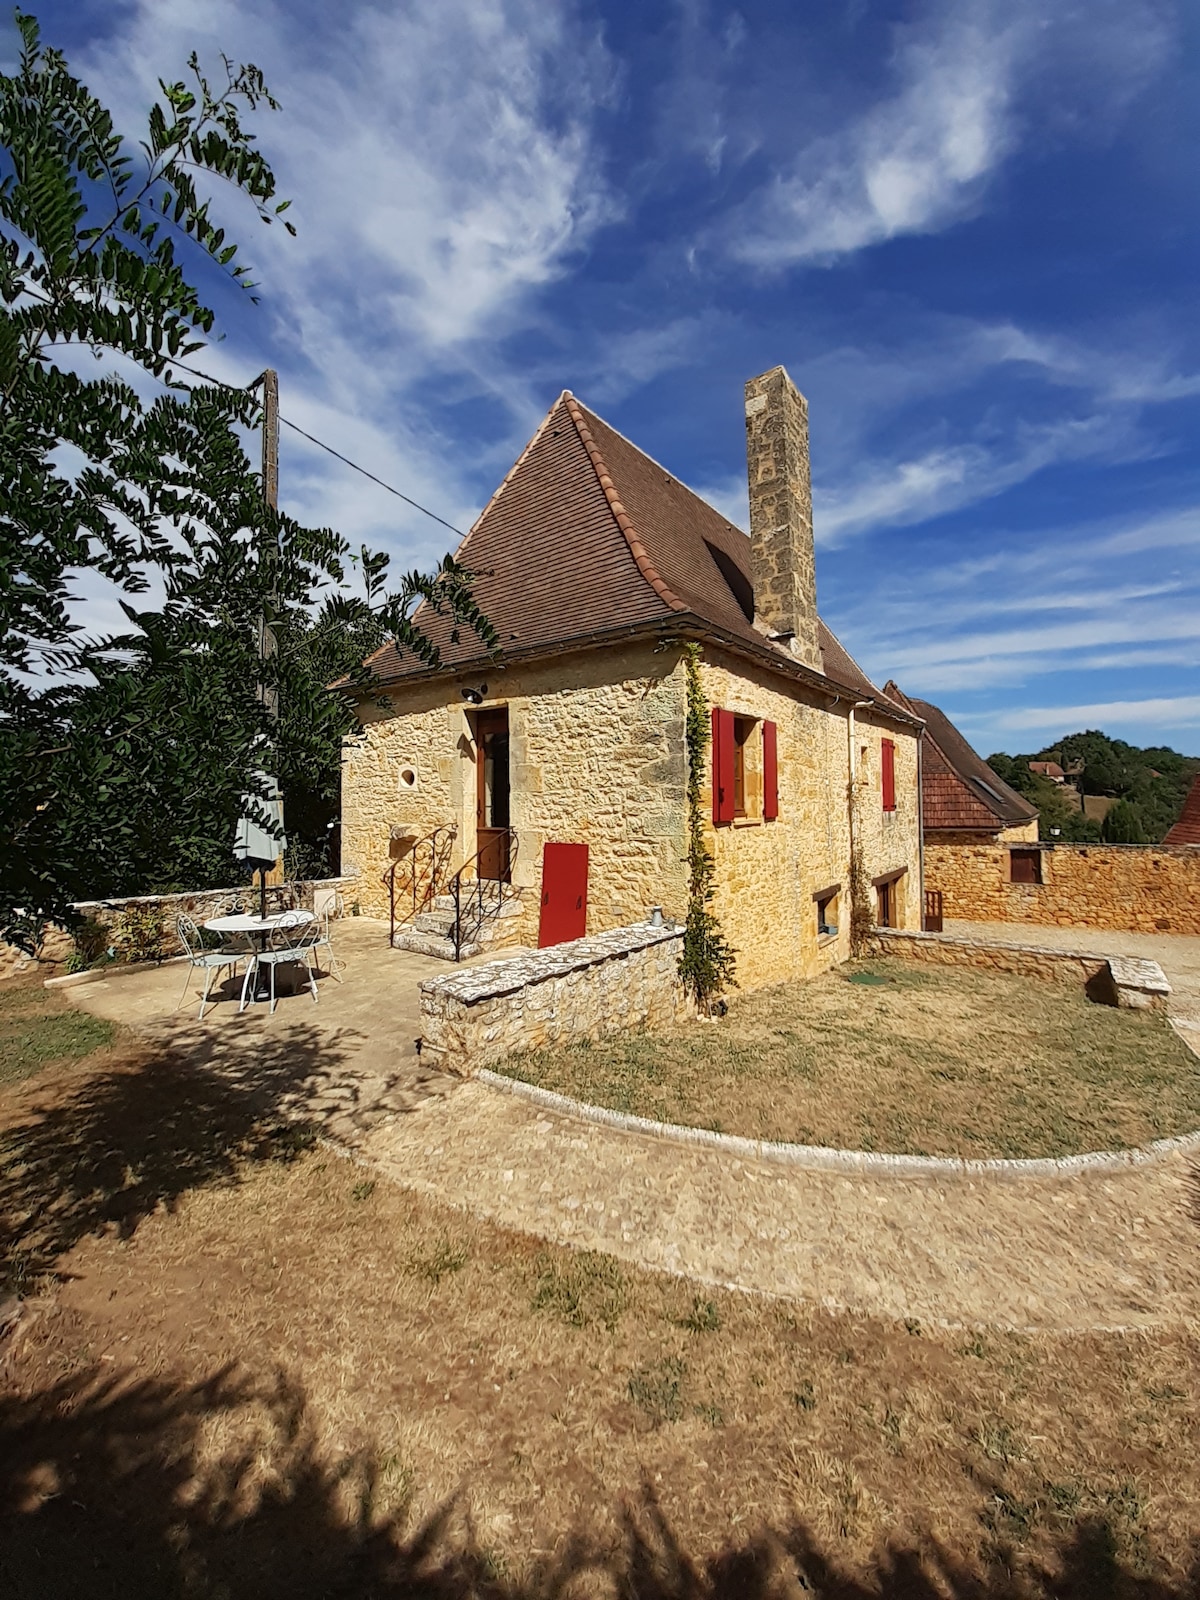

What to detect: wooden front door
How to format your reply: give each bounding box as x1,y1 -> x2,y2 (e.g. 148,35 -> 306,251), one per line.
474,709 -> 510,881
538,842 -> 588,948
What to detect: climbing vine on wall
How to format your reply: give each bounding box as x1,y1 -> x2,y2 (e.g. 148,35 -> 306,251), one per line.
678,645 -> 737,1010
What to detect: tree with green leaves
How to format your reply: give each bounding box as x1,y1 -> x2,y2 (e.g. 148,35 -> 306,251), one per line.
1100,799 -> 1148,845
0,14 -> 492,949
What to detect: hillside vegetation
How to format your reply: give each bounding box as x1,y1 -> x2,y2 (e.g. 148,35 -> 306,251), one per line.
987,731 -> 1200,844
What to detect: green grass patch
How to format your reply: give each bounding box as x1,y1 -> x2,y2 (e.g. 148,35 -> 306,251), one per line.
496,961 -> 1200,1160
0,986 -> 114,1089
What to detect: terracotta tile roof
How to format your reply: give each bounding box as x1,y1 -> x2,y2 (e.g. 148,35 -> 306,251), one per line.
1164,773 -> 1200,846
1029,760 -> 1065,779
356,391 -> 906,717
882,681 -> 1039,833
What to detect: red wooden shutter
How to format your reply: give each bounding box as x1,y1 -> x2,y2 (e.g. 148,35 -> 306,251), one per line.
881,738 -> 896,812
712,708 -> 735,824
763,720 -> 778,819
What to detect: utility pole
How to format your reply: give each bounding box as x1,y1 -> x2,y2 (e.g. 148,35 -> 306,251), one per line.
258,369 -> 284,883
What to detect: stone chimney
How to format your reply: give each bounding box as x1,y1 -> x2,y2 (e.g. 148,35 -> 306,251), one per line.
744,366 -> 820,671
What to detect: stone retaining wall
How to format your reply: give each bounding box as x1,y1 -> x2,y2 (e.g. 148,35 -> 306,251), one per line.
419,922 -> 689,1075
924,841 -> 1200,935
866,926 -> 1109,987
0,875 -> 361,977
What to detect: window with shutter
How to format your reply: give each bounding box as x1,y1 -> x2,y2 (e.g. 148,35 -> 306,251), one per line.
881,738 -> 896,812
711,708 -> 735,825
763,720 -> 778,819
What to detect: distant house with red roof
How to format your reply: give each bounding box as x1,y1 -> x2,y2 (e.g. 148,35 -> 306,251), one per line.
1164,774 -> 1200,846
337,367 -> 923,987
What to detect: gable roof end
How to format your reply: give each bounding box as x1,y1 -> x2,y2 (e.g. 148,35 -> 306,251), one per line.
883,680 -> 1038,832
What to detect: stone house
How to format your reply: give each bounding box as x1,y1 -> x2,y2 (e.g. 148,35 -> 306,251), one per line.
339,366 -> 922,990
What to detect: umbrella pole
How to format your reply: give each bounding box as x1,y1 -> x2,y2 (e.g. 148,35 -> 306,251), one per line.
259,866 -> 268,923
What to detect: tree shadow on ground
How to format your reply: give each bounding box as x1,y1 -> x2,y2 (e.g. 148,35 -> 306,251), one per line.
0,1017 -> 365,1294
0,1362 -> 1195,1600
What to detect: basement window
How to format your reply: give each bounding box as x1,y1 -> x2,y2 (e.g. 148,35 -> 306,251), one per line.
814,886 -> 840,940
1010,848 -> 1043,885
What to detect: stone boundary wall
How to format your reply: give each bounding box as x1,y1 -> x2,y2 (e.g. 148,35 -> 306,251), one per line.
479,1070 -> 1200,1181
866,926 -> 1108,986
924,841 -> 1200,935
0,874 -> 361,977
419,922 -> 689,1075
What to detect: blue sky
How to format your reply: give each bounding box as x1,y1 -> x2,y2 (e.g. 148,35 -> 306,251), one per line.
30,0 -> 1200,755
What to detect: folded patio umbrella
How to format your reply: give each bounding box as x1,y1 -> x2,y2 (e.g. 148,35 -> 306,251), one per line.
234,778 -> 285,922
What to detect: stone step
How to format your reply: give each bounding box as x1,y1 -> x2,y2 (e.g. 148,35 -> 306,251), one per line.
414,909 -> 456,936
431,889 -> 522,918
392,929 -> 482,961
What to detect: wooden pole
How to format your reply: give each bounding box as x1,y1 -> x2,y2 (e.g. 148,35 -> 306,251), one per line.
259,369 -> 285,886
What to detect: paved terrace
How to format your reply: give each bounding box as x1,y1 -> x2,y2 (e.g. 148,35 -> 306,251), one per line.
62,916 -> 1200,1334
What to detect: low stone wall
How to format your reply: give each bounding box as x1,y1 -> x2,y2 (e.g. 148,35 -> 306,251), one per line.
419,922 -> 689,1076
923,841 -> 1200,936
866,927 -> 1172,1012
866,927 -> 1109,987
51,874 -> 358,966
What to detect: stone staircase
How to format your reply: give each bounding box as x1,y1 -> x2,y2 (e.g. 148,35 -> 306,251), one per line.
391,883 -> 523,961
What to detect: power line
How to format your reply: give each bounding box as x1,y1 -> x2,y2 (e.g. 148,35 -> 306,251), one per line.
160,356 -> 468,541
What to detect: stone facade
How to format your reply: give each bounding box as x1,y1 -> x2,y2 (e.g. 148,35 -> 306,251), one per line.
341,640 -> 689,947
700,647 -> 921,989
419,922 -> 689,1074
924,842 -> 1200,936
340,637 -> 921,991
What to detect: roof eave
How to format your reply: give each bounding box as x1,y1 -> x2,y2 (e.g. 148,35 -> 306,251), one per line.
342,612 -> 924,729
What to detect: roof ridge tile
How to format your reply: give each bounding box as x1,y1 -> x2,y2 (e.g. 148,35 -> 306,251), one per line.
563,393 -> 688,614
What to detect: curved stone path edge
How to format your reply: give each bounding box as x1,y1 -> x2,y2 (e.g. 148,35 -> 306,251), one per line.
479,1069 -> 1200,1181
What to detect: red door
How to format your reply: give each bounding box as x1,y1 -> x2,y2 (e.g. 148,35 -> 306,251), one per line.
538,843 -> 589,948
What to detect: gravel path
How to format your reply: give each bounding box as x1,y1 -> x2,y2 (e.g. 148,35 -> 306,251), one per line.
360,1081 -> 1200,1335
357,923 -> 1200,1333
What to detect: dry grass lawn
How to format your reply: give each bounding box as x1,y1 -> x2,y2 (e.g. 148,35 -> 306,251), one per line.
4,1139 -> 1200,1597
499,960 -> 1200,1158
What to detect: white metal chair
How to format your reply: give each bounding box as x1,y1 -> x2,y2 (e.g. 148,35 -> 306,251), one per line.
312,905 -> 344,982
175,914 -> 246,1021
241,912 -> 322,1014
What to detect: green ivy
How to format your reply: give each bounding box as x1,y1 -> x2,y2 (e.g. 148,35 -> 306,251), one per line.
677,644 -> 737,1010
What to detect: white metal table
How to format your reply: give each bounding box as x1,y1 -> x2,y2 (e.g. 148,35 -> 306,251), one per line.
204,910 -> 313,1005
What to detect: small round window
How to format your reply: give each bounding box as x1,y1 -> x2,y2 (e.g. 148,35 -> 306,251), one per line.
399,766 -> 417,788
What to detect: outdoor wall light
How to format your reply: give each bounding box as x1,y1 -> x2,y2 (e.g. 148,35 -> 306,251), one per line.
460,684 -> 488,705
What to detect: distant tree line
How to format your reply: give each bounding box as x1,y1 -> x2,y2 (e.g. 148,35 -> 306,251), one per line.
987,731 -> 1200,845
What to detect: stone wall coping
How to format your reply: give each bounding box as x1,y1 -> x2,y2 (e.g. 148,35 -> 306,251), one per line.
1107,954 -> 1172,995
420,922 -> 683,1006
71,873 -> 359,913
872,926 -> 1108,966
479,1070 -> 1200,1181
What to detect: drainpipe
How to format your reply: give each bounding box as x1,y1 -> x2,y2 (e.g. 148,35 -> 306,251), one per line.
916,729 -> 925,927
847,700 -> 873,949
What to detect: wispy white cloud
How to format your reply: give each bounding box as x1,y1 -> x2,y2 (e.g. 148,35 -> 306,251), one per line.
814,413 -> 1134,543
70,0 -> 618,568
726,0 -> 1172,269
729,3 -> 1023,267
992,695 -> 1200,732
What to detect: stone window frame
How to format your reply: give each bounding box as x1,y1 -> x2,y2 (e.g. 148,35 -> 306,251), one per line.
813,883 -> 840,942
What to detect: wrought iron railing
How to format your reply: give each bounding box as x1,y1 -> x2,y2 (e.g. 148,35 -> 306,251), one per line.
449,829 -> 518,961
383,824 -> 458,946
